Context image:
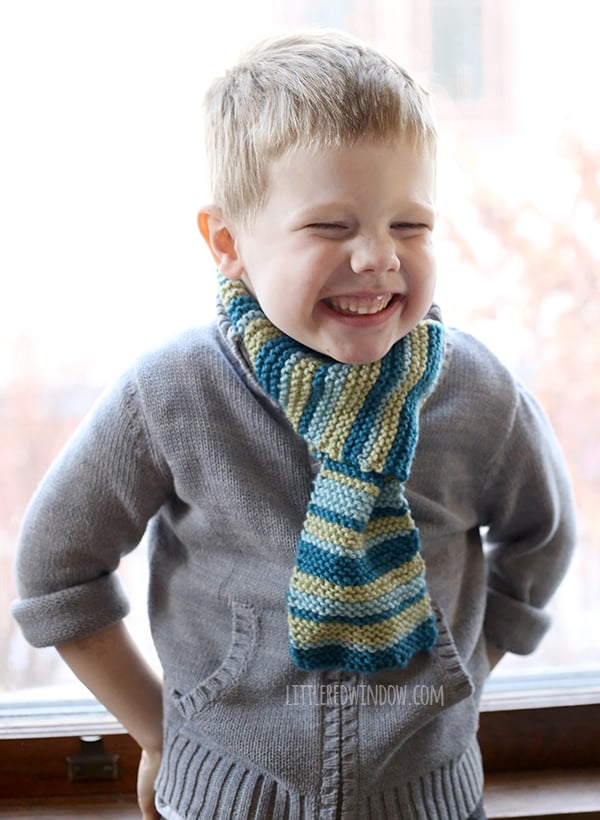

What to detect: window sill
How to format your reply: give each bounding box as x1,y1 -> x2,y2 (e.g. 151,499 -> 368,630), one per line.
0,698 -> 124,740
484,767 -> 600,819
482,670 -> 600,712
0,794 -> 139,818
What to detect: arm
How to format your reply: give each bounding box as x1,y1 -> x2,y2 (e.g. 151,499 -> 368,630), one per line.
12,369 -> 173,649
11,371 -> 173,816
481,381 -> 577,656
58,622 -> 163,819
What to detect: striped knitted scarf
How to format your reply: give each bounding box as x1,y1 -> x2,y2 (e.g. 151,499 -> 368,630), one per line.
220,276 -> 445,673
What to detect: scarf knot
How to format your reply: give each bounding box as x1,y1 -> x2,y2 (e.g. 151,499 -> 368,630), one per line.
220,276 -> 445,672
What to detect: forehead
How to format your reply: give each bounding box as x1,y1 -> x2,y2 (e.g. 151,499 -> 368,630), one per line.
265,137 -> 436,211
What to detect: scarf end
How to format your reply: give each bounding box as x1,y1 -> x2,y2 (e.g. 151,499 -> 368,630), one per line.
289,615 -> 438,673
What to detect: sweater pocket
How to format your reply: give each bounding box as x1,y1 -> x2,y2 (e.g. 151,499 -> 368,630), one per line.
355,597 -> 477,786
165,599 -> 326,795
171,600 -> 257,720
430,600 -> 475,698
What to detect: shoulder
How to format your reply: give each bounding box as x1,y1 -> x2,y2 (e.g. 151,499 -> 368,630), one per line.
128,323 -> 238,404
430,325 -> 522,427
412,325 -> 566,516
440,327 -> 517,394
416,324 -> 556,478
122,322 -> 268,441
426,325 -> 561,468
134,323 -> 223,377
74,324 -> 232,450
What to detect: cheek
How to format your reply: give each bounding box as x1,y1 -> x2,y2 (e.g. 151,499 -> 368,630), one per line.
425,253 -> 437,286
407,241 -> 436,281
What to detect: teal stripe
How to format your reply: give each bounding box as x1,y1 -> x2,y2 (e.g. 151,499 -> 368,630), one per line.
295,361 -> 325,437
294,530 -> 419,584
256,336 -> 302,398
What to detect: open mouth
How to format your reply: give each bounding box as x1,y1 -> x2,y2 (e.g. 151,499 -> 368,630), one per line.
324,293 -> 398,316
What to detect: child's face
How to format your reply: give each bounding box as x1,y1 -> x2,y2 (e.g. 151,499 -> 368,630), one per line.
224,137 -> 436,364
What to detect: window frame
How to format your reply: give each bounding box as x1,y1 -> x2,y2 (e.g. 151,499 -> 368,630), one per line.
405,0 -> 516,130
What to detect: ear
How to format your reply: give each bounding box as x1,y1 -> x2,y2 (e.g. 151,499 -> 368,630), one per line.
197,207 -> 244,280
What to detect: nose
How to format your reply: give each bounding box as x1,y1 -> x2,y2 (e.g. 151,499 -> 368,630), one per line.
350,234 -> 401,276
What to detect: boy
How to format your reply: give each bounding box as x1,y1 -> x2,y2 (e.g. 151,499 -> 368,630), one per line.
12,30 -> 575,820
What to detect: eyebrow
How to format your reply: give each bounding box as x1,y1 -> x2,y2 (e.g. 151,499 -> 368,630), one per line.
291,200 -> 436,222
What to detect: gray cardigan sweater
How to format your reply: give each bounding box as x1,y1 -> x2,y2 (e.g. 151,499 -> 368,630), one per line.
12,310 -> 576,819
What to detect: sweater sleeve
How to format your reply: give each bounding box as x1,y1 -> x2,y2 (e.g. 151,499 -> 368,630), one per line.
480,378 -> 577,655
11,370 -> 173,648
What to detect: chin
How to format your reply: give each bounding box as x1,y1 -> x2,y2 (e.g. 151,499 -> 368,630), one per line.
348,356 -> 386,366
329,347 -> 392,366
308,335 -> 398,366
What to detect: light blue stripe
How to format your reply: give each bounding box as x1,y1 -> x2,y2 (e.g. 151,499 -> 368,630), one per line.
371,479 -> 408,509
235,307 -> 267,335
304,366 -> 348,445
288,574 -> 426,618
311,473 -> 376,520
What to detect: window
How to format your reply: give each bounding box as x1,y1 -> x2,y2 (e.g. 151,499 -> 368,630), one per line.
432,0 -> 484,102
2,0 -> 599,722
397,0 -> 514,127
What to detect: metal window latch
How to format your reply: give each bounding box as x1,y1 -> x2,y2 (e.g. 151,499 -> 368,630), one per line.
66,735 -> 120,782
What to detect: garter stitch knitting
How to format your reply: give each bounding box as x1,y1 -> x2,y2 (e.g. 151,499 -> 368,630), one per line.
220,275 -> 445,672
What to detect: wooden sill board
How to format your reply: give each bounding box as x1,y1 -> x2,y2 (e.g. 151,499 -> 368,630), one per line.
0,769 -> 598,819
484,767 -> 600,818
0,795 -> 139,818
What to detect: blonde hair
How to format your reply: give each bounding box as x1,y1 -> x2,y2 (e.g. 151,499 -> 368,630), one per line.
203,30 -> 436,227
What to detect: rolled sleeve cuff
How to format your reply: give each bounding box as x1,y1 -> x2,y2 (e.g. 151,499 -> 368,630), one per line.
484,587 -> 551,655
11,574 -> 130,648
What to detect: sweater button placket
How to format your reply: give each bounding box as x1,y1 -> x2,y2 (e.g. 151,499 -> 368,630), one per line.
318,670 -> 360,820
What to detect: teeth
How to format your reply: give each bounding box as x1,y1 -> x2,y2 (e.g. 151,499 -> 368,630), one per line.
328,294 -> 392,315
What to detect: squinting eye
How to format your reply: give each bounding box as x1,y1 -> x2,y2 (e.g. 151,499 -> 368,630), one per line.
391,222 -> 429,233
307,223 -> 348,232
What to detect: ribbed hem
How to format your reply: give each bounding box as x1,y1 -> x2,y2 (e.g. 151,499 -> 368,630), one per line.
156,731 -> 483,819
358,739 -> 484,820
156,730 -> 318,819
